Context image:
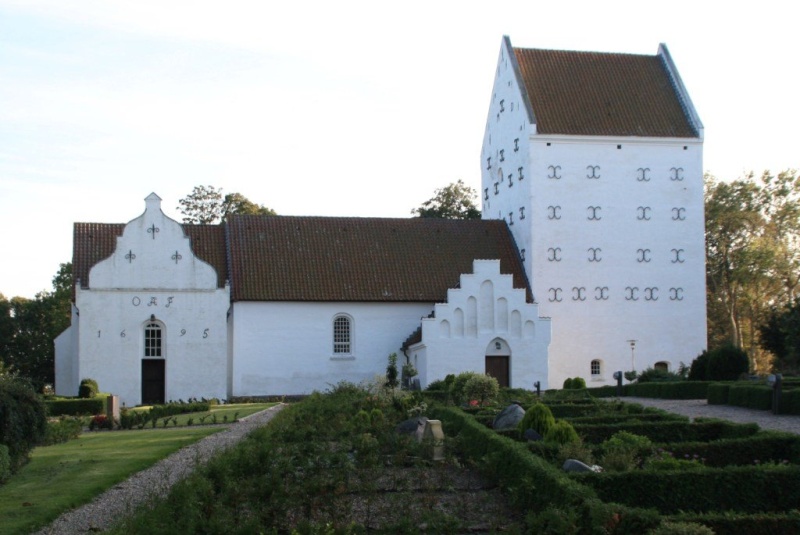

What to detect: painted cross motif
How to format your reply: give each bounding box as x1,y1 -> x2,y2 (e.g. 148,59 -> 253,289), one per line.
669,287 -> 684,301
637,167 -> 651,182
586,165 -> 601,179
147,224 -> 160,239
547,165 -> 562,179
172,251 -> 183,264
125,250 -> 136,263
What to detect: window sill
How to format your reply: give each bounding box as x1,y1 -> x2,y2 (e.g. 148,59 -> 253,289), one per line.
330,355 -> 355,361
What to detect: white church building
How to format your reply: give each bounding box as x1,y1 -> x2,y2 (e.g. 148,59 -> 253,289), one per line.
55,37 -> 706,405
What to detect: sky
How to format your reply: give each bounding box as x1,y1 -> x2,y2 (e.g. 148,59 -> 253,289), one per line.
1,1 -> 797,299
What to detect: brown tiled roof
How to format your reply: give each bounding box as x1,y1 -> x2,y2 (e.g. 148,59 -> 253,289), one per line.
226,216 -> 531,302
72,223 -> 228,298
512,47 -> 698,137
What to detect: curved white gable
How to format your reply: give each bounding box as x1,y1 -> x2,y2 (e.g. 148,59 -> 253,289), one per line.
89,193 -> 218,290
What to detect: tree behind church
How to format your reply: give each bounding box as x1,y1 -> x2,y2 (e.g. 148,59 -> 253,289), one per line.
178,185 -> 276,224
411,180 -> 481,219
0,263 -> 72,389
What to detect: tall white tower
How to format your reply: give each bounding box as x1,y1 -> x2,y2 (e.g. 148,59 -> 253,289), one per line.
481,36 -> 706,387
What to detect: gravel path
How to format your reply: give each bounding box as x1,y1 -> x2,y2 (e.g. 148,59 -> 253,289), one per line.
34,404 -> 285,535
624,397 -> 800,435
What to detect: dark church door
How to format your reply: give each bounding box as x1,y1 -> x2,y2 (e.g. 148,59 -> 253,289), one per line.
485,356 -> 509,388
142,359 -> 165,405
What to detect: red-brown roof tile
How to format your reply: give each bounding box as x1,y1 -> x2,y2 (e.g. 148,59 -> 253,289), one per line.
72,216 -> 531,303
226,216 -> 531,302
512,47 -> 698,137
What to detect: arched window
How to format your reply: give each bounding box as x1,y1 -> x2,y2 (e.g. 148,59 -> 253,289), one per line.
333,315 -> 351,354
654,361 -> 669,372
144,322 -> 163,358
590,359 -> 601,376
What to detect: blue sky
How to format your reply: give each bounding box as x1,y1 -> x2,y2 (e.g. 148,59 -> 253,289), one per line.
1,1 -> 797,299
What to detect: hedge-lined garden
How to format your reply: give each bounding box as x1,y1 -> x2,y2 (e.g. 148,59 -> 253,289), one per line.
439,391 -> 800,534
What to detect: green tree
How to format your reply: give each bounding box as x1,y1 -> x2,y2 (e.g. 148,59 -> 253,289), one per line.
1,264 -> 72,389
705,170 -> 800,373
177,185 -> 276,224
411,179 -> 481,219
760,299 -> 800,373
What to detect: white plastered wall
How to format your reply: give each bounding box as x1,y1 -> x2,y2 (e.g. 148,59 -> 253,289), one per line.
230,301 -> 435,395
409,260 -> 551,389
60,194 -> 230,406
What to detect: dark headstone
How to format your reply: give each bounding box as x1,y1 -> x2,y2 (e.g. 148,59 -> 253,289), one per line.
523,428 -> 543,442
395,416 -> 428,435
492,404 -> 525,431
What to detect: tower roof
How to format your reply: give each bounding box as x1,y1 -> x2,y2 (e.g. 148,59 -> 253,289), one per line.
509,40 -> 700,138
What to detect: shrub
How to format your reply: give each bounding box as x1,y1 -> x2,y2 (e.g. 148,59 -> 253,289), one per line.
518,402 -> 556,436
45,397 -> 105,416
89,414 -> 113,430
545,420 -> 580,445
42,416 -> 83,445
601,430 -> 653,455
599,449 -> 640,472
557,439 -> 595,466
78,378 -> 99,399
727,384 -> 772,410
688,351 -> 710,381
647,521 -> 715,535
0,444 -> 10,483
462,374 -> 499,406
449,371 -> 481,405
707,345 -> 749,381
0,376 -> 47,472
563,377 -> 586,389
636,367 -> 683,383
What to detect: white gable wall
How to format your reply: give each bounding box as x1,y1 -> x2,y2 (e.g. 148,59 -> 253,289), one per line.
408,260 -> 550,389
57,194 -> 230,406
230,301 -> 435,395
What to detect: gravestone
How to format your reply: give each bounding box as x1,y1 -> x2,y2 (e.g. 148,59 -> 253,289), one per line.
422,419 -> 445,461
106,395 -> 120,422
492,403 -> 525,431
523,428 -> 543,442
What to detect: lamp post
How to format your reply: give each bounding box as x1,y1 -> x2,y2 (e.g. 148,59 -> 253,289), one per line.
626,339 -> 637,371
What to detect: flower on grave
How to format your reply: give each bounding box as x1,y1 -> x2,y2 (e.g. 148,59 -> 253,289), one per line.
469,400 -> 479,407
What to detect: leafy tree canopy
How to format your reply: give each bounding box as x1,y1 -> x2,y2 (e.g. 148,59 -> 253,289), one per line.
0,263 -> 72,389
411,180 -> 481,220
177,185 -> 276,224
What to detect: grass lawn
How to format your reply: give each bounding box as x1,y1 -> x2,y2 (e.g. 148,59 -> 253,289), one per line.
139,402 -> 276,427
0,427 -> 222,535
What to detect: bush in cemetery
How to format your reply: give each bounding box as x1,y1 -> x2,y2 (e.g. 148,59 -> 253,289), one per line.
0,375 -> 47,472
449,371 -> 481,405
0,444 -> 10,483
707,345 -> 749,380
78,378 -> 99,398
518,402 -> 555,436
687,350 -> 710,381
462,374 -> 499,406
545,420 -> 580,445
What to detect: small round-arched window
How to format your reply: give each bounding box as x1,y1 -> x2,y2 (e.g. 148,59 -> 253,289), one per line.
333,315 -> 352,354
144,322 -> 163,358
654,361 -> 669,372
590,359 -> 601,376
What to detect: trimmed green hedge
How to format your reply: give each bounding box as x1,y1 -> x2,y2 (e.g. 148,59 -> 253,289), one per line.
626,382 -> 711,400
663,432 -> 800,467
430,406 -> 595,511
707,383 -> 730,405
567,413 -> 689,425
727,384 -> 772,410
430,406 -> 663,533
573,420 -> 760,445
45,397 -> 105,416
675,511 -> 800,535
781,389 -> 800,415
575,464 -> 800,514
